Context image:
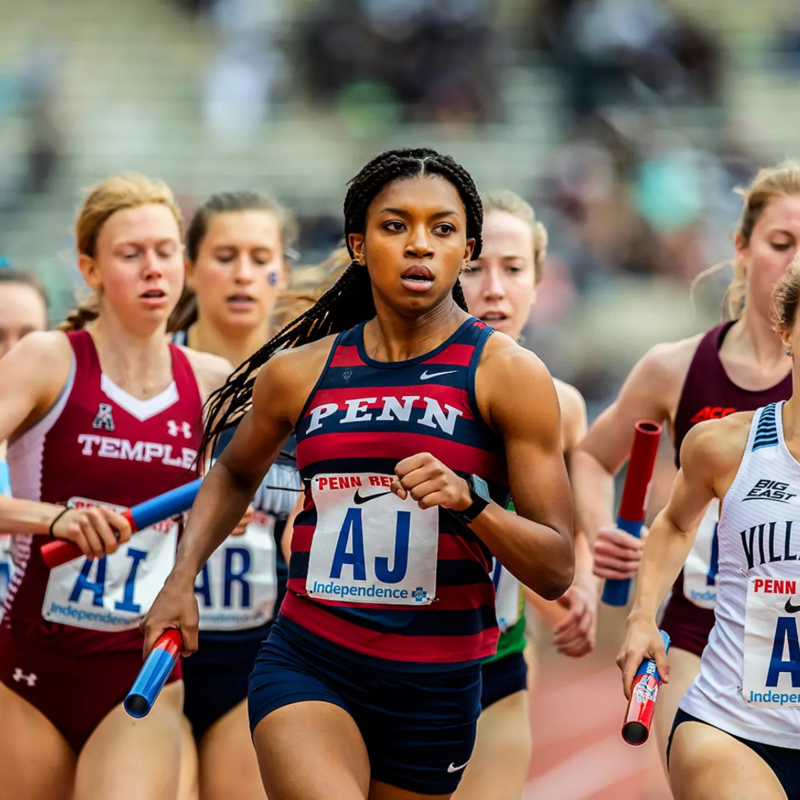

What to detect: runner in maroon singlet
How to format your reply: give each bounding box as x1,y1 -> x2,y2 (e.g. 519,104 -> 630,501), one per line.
0,175 -> 230,800
573,160 -> 800,769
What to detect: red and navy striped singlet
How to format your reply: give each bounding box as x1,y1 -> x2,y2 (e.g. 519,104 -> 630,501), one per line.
283,317 -> 510,669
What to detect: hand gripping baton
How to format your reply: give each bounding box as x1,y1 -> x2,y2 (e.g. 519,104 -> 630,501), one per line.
41,478 -> 203,569
124,630 -> 183,718
622,630 -> 670,745
601,421 -> 662,606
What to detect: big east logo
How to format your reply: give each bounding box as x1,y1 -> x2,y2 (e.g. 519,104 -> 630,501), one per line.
743,479 -> 797,504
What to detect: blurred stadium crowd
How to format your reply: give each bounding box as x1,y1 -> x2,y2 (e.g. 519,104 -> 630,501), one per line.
1,0 -> 799,412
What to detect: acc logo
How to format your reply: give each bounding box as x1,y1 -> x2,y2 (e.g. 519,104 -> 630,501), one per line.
743,479 -> 796,504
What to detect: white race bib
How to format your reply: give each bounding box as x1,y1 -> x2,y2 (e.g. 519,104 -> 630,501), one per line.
195,512 -> 277,630
742,575 -> 800,708
682,502 -> 719,609
493,561 -> 522,632
0,535 -> 11,619
42,497 -> 178,632
306,473 -> 438,606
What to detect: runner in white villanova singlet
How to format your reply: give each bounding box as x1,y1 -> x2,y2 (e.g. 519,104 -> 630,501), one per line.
620,268 -> 800,800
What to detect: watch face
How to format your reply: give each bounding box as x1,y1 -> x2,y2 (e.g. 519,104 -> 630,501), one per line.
470,474 -> 491,503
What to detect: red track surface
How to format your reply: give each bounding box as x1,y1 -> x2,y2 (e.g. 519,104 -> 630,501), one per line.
525,647 -> 672,799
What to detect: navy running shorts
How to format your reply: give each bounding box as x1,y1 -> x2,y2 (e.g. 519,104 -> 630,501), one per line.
669,708 -> 800,799
183,625 -> 270,740
480,651 -> 528,710
248,619 -> 482,795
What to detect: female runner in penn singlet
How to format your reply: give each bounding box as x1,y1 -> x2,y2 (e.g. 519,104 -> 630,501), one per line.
0,268 -> 49,604
143,148 -> 575,800
0,175 -> 230,800
455,190 -> 596,800
169,190 -> 301,800
573,160 -> 800,769
619,264 -> 800,800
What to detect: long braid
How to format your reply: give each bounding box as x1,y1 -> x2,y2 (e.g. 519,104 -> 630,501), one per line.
201,148 -> 483,453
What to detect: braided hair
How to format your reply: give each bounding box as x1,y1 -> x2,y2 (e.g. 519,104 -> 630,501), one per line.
200,148 -> 483,453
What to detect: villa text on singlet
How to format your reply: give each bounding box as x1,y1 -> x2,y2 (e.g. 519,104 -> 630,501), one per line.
283,317 -> 511,669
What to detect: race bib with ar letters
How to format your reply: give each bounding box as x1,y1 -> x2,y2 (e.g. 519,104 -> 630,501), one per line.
195,512 -> 277,630
306,473 -> 438,606
42,497 -> 178,632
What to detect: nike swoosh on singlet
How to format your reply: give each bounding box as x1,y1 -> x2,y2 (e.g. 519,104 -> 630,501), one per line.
353,489 -> 392,505
785,597 -> 800,614
447,761 -> 470,773
420,370 -> 457,380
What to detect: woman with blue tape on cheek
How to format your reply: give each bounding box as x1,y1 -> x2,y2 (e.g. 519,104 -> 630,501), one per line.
168,191 -> 301,800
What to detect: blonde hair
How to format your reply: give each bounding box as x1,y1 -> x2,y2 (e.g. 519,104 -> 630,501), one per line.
481,190 -> 548,283
60,173 -> 183,331
774,252 -> 800,332
271,247 -> 351,331
694,160 -> 800,319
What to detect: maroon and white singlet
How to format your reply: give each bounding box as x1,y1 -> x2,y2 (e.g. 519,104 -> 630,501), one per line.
0,329 -> 202,750
660,322 -> 792,656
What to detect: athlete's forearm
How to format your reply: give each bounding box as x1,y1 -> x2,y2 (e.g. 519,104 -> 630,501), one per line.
471,503 -> 573,600
0,496 -> 65,535
629,508 -> 694,621
572,449 -> 616,543
171,460 -> 260,584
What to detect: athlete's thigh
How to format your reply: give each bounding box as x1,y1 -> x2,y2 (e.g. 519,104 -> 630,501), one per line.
0,680 -> 75,800
369,779 -> 452,800
670,721 -> 786,800
654,647 -> 701,774
74,681 -> 184,800
198,699 -> 265,800
452,690 -> 531,800
177,715 -> 199,800
253,700 -> 370,800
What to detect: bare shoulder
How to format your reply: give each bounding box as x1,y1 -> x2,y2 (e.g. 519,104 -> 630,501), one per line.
632,333 -> 704,392
553,378 -> 587,451
254,334 -> 339,423
476,333 -> 558,431
3,331 -> 73,383
178,346 -> 234,401
680,411 -> 752,484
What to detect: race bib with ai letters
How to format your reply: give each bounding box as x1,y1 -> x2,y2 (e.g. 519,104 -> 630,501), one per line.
742,575 -> 800,708
493,560 -> 522,632
42,497 -> 178,632
306,473 -> 438,606
683,502 -> 720,609
195,512 -> 277,630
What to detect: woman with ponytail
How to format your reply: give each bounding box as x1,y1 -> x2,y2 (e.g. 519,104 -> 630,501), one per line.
0,174 -> 230,800
573,160 -> 800,770
144,148 -> 574,800
169,190 -> 300,800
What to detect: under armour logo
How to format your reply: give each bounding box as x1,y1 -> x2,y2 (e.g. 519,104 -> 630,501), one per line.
167,420 -> 192,439
12,668 -> 37,687
92,403 -> 115,432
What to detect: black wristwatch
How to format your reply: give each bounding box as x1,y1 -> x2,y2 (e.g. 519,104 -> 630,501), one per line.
449,474 -> 491,525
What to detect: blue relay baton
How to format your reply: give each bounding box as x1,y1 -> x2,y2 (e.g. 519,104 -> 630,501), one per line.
125,630 -> 183,718
42,478 -> 203,568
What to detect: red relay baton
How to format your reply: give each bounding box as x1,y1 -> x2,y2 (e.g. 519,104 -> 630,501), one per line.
601,421 -> 662,606
622,630 -> 671,745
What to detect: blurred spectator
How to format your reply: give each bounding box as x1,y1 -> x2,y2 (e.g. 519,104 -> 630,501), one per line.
537,0 -> 722,119
298,0 -> 500,125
